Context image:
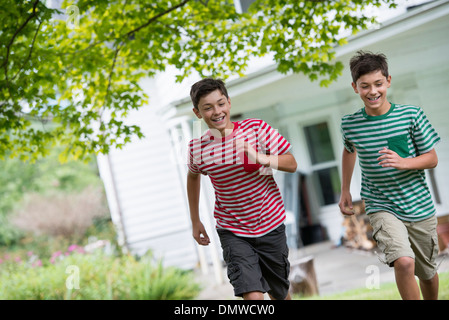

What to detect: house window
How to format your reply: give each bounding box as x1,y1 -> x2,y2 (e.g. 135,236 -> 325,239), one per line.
303,122 -> 341,206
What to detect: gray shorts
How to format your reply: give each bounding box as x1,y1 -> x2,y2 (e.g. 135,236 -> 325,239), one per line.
217,224 -> 290,299
368,211 -> 439,280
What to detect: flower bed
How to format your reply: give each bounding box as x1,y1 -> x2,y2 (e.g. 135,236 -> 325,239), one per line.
0,243 -> 200,300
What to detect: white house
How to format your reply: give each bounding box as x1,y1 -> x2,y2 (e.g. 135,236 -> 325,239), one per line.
97,0 -> 449,281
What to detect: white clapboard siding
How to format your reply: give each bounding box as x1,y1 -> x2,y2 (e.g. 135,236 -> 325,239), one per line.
97,104 -> 198,269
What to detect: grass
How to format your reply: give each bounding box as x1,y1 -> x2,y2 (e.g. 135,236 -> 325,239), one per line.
297,270 -> 449,300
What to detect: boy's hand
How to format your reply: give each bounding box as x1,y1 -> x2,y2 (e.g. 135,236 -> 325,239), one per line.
377,147 -> 406,169
192,220 -> 210,246
235,139 -> 270,166
339,190 -> 354,215
235,139 -> 257,164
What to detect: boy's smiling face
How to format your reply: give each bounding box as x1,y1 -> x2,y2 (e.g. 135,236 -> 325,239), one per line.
352,70 -> 392,116
193,89 -> 233,137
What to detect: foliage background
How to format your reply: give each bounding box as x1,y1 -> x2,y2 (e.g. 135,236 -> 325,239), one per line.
0,140 -> 107,249
0,0 -> 397,162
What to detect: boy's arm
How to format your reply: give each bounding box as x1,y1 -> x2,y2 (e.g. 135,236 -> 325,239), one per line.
236,139 -> 297,173
339,148 -> 357,215
186,170 -> 210,246
257,152 -> 297,173
377,147 -> 438,170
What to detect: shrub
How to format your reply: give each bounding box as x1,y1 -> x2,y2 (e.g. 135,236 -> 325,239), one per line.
0,146 -> 105,246
11,186 -> 107,239
0,248 -> 200,300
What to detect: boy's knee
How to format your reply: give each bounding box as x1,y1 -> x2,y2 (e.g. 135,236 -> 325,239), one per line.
243,291 -> 265,300
393,256 -> 415,273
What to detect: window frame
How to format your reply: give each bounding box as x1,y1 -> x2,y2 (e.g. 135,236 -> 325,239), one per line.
279,106 -> 348,210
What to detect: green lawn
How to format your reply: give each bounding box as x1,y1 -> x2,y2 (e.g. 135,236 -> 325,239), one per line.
298,271 -> 449,300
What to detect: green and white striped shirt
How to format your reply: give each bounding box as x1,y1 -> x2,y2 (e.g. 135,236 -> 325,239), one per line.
341,103 -> 441,221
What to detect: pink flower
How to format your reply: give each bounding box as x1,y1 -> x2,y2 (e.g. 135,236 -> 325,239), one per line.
67,244 -> 78,252
50,251 -> 62,264
27,251 -> 33,257
32,260 -> 42,267
14,257 -> 21,263
76,247 -> 85,254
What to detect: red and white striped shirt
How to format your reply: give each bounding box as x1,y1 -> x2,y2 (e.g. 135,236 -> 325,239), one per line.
188,119 -> 292,237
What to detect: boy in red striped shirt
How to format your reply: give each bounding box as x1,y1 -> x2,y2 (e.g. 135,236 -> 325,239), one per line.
187,78 -> 297,300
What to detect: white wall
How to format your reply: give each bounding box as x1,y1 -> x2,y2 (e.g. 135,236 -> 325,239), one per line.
97,78 -> 199,269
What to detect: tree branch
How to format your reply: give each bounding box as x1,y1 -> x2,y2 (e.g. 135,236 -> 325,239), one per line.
106,44 -> 122,99
97,0 -> 194,118
60,0 -> 193,56
124,0 -> 193,38
99,41 -> 124,121
2,0 -> 40,72
11,19 -> 43,81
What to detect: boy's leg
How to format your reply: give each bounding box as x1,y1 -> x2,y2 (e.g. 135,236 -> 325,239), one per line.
242,292 -> 265,300
268,292 -> 291,300
369,211 -> 419,300
419,273 -> 439,300
217,225 -> 291,300
253,224 -> 291,300
407,215 -> 439,300
393,256 -> 420,300
217,229 -> 271,299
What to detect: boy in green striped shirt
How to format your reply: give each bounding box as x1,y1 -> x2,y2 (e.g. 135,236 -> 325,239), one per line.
339,51 -> 440,300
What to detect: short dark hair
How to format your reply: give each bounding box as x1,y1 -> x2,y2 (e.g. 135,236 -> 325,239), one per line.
190,78 -> 229,109
349,51 -> 389,83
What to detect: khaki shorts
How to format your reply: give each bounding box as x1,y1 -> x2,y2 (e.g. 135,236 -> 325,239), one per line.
368,211 -> 439,280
